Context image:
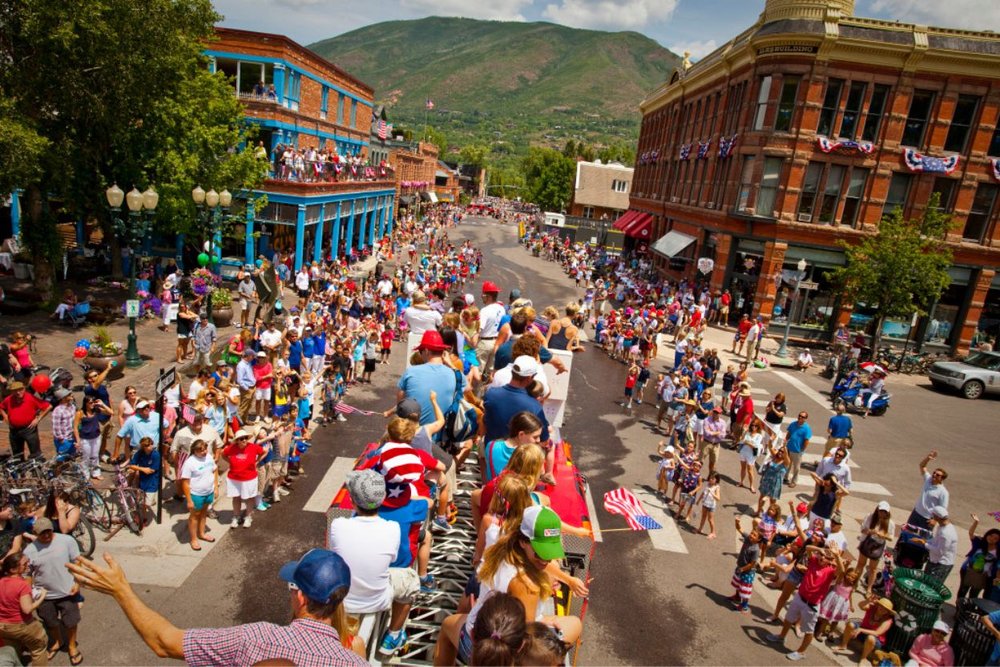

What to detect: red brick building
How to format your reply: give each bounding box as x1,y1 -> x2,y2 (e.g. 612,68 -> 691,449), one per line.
628,0 -> 1000,352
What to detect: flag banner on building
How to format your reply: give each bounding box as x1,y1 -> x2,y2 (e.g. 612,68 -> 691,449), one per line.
817,136 -> 875,155
426,98 -> 435,110
696,141 -> 712,159
988,510 -> 1000,522
679,144 -> 692,160
377,119 -> 387,140
990,158 -> 1000,181
718,135 -> 738,159
603,488 -> 662,531
904,148 -> 959,175
334,401 -> 375,416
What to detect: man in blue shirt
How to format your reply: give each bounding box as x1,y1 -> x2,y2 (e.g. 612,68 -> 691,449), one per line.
397,331 -> 463,427
113,400 -> 161,462
783,411 -> 812,488
825,401 -> 853,455
483,356 -> 550,445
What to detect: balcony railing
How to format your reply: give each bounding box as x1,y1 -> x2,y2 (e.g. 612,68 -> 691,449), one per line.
237,90 -> 280,104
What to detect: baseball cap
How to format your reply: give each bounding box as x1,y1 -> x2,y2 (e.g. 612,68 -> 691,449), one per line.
931,506 -> 949,519
396,398 -> 422,421
464,293 -> 475,306
346,469 -> 386,510
279,549 -> 351,605
519,506 -> 565,562
876,500 -> 891,512
932,620 -> 951,633
217,359 -> 229,366
33,517 -> 54,535
712,406 -> 723,413
481,280 -> 500,294
7,381 -> 24,391
257,351 -> 267,357
54,388 -> 72,401
831,512 -> 843,525
511,355 -> 540,378
509,288 -> 521,300
796,502 -> 808,514
135,400 -> 151,409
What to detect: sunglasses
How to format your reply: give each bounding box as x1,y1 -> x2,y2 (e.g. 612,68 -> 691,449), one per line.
287,582 -> 299,592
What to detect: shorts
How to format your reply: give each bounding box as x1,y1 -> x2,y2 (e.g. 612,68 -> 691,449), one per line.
254,387 -> 271,401
191,493 -> 214,510
458,624 -> 474,664
389,567 -> 420,604
785,594 -> 820,634
847,621 -> 883,649
36,597 -> 81,629
177,333 -> 189,339
364,358 -> 377,373
680,491 -> 696,505
738,445 -> 758,466
624,387 -> 633,397
269,458 -> 288,478
226,477 -> 258,499
298,288 -> 310,298
787,568 -> 804,586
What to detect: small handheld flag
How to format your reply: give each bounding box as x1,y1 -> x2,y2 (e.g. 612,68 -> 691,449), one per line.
603,488 -> 662,531
425,98 -> 435,110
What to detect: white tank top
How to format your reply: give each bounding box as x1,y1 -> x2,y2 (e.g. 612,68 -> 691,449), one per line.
465,559 -> 540,633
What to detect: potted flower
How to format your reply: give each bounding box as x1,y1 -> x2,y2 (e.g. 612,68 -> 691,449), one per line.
87,326 -> 125,376
209,287 -> 234,327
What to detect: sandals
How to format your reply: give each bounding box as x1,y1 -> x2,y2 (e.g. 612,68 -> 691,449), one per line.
70,650 -> 83,666
47,646 -> 63,661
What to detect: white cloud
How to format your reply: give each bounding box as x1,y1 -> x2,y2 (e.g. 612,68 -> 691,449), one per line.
400,0 -> 531,21
541,0 -> 680,30
862,0 -> 1000,31
668,39 -> 718,60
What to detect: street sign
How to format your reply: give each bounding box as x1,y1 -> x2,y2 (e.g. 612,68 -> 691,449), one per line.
798,280 -> 819,291
125,299 -> 140,318
155,367 -> 177,397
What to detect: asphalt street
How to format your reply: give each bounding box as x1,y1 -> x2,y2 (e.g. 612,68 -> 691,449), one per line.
72,217 -> 1000,666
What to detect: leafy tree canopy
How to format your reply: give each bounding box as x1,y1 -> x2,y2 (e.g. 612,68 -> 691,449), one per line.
522,147 -> 575,212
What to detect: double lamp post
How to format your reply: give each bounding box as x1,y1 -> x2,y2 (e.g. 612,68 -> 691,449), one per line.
191,185 -> 232,324
775,257 -> 808,359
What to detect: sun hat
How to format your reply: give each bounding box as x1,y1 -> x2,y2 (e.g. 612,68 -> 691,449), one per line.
511,355 -> 540,378
932,620 -> 951,633
346,469 -> 386,510
32,517 -> 54,535
233,429 -> 251,440
519,506 -> 565,561
256,351 -> 267,357
279,549 -> 351,605
876,598 -> 895,613
739,387 -> 752,397
396,398 -> 422,421
415,330 -> 450,352
464,293 -> 476,306
481,280 -> 500,294
54,388 -> 72,401
831,512 -> 843,525
7,381 -> 24,391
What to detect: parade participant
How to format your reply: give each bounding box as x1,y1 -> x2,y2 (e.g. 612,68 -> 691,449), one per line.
908,451 -> 949,531
482,412 -> 544,484
477,282 -> 505,371
906,620 -> 954,667
783,411 -> 812,488
0,552 -> 48,665
855,501 -> 896,593
222,429 -> 266,528
729,516 -> 762,613
24,518 -> 82,665
398,330 -> 464,427
67,549 -> 368,665
404,291 -> 442,335
957,514 -> 1000,599
767,545 -> 843,661
0,380 -> 51,460
179,439 -> 217,551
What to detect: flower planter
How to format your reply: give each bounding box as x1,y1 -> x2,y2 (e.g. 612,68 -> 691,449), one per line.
87,353 -> 126,378
212,307 -> 234,328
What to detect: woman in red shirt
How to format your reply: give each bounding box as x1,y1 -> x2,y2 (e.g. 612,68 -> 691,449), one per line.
0,552 -> 48,664
222,430 -> 266,529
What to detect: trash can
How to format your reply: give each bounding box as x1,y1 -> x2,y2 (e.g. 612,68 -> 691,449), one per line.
950,597 -> 1000,666
885,568 -> 951,656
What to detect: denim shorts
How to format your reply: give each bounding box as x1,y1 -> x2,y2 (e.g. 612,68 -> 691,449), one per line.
458,624 -> 473,664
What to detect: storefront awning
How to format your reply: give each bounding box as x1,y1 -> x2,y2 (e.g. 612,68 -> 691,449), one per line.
399,195 -> 416,205
419,191 -> 433,202
612,210 -> 638,230
652,230 -> 697,258
623,213 -> 653,239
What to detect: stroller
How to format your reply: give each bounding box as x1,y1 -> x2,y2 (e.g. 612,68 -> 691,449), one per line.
61,298 -> 91,329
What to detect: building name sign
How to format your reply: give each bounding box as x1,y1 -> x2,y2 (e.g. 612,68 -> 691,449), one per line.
757,44 -> 818,56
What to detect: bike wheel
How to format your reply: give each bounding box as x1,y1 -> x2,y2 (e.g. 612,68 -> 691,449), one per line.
85,488 -> 112,532
118,490 -> 143,535
72,516 -> 96,558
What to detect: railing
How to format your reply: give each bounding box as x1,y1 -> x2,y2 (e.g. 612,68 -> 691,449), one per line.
236,90 -> 280,104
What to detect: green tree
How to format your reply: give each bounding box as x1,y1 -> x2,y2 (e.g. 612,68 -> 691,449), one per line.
522,147 -> 574,212
827,193 -> 955,351
0,0 -> 265,294
459,143 -> 489,168
424,126 -> 449,155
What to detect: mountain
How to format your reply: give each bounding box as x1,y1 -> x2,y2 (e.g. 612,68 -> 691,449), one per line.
308,17 -> 682,157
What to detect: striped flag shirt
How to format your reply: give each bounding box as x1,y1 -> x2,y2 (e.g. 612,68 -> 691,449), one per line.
359,442 -> 438,509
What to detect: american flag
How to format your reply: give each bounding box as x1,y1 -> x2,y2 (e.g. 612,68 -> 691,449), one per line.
334,401 -> 374,416
697,141 -> 712,160
377,119 -> 387,140
603,488 -> 662,531
425,98 -> 435,110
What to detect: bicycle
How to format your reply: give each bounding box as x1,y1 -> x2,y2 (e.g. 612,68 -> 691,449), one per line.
82,463 -> 149,538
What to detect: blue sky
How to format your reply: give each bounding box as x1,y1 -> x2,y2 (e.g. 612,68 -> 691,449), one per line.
213,0 -> 1000,59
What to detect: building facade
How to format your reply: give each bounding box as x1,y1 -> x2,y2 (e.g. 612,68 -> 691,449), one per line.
628,0 -> 1000,352
569,160 -> 634,221
210,28 -> 395,271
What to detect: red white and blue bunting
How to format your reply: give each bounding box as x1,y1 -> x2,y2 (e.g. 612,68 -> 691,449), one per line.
679,144 -> 692,160
903,149 -> 959,175
817,136 -> 876,155
991,158 -> 1000,181
696,141 -> 712,159
718,135 -> 738,159
638,150 -> 661,165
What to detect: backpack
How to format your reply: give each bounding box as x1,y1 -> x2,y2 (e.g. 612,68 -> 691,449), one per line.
442,369 -> 478,453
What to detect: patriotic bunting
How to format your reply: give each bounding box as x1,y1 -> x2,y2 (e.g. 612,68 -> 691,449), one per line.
679,144 -> 692,160
904,149 -> 960,175
817,136 -> 876,155
718,135 -> 738,159
603,488 -> 662,531
697,141 -> 712,159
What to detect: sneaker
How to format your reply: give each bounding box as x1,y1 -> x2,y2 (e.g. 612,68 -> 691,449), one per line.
230,518 -> 240,528
277,486 -> 291,497
256,501 -> 270,512
419,575 -> 436,592
786,652 -> 805,661
431,516 -> 451,533
379,629 -> 408,656
243,515 -> 253,528
765,633 -> 783,643
100,452 -> 111,463
336,414 -> 347,422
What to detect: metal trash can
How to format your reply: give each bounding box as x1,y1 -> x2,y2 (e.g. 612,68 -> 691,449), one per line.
885,568 -> 951,656
950,597 -> 1000,666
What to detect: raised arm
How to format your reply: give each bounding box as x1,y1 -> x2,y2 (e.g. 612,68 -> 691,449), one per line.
919,450 -> 937,477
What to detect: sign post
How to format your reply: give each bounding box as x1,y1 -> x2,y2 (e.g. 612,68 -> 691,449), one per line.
154,366 -> 177,524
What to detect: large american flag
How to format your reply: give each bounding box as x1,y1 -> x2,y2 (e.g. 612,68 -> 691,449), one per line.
603,488 -> 662,531
377,119 -> 387,140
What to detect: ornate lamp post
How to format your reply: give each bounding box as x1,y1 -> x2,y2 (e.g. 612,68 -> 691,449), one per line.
106,183 -> 157,368
192,186 -> 232,323
776,257 -> 808,358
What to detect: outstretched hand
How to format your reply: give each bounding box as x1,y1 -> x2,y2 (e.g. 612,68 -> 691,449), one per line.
66,553 -> 131,598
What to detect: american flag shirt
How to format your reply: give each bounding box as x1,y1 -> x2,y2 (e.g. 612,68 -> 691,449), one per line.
183,618 -> 368,667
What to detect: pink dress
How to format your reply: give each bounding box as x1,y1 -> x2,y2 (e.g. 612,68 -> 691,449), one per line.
818,582 -> 853,622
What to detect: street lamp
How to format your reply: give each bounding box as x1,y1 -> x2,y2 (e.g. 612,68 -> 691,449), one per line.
775,257 -> 808,358
106,183 -> 157,369
192,186 -> 233,324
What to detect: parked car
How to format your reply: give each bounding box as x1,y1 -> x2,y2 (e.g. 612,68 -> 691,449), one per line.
927,351 -> 1000,399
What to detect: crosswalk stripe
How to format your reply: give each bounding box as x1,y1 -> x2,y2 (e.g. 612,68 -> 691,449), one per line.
846,481 -> 893,497
772,371 -> 835,414
632,488 -> 689,554
303,456 -> 356,513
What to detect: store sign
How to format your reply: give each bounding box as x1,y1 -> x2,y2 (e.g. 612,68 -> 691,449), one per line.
697,257 -> 715,274
757,44 -> 818,56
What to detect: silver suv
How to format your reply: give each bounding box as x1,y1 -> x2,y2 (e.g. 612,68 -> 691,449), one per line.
928,351 -> 1000,400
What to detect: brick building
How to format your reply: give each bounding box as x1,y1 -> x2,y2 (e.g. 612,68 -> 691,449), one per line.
628,0 -> 1000,352
208,28 -> 396,270
569,159 -> 633,221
